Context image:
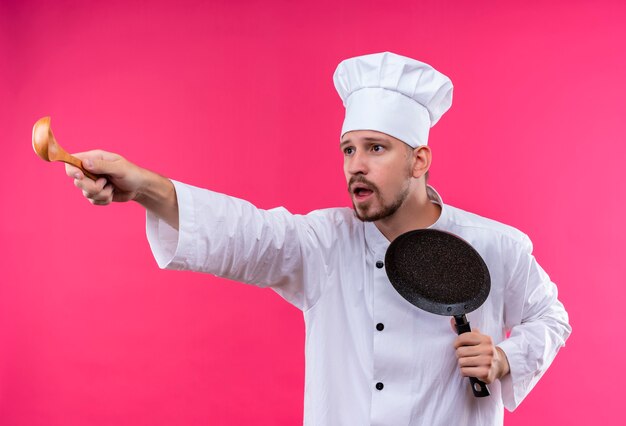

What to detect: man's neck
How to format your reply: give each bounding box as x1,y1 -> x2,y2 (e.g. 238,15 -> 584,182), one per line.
374,186 -> 442,242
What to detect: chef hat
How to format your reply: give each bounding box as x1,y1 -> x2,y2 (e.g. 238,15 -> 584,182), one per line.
333,52 -> 453,147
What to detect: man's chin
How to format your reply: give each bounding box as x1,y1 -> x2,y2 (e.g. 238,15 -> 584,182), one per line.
352,199 -> 404,223
355,212 -> 375,222
352,204 -> 382,222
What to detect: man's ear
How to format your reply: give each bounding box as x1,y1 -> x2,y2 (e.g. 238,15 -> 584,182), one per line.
411,145 -> 432,179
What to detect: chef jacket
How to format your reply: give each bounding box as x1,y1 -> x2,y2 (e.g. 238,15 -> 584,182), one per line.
146,181 -> 571,426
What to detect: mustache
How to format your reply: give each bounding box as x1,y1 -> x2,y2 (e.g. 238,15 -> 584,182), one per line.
348,175 -> 379,194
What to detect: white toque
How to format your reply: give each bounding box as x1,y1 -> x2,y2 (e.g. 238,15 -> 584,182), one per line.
333,52 -> 453,147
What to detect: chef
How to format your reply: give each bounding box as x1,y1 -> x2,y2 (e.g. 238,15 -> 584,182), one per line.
67,52 -> 571,425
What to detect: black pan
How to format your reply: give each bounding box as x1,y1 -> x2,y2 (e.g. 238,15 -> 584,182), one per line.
384,229 -> 491,397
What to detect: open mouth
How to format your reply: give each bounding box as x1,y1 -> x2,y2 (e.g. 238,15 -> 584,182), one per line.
352,185 -> 374,200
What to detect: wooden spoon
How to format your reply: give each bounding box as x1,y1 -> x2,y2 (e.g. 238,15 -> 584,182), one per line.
32,116 -> 98,180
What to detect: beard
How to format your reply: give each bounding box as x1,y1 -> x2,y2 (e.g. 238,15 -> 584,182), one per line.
349,175 -> 411,222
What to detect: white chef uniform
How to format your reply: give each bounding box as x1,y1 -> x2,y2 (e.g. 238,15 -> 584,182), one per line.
146,182 -> 571,426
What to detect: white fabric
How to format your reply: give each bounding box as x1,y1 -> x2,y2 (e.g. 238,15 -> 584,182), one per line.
333,52 -> 453,147
146,181 -> 571,426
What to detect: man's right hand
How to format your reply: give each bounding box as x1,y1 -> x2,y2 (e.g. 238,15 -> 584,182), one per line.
65,150 -> 145,205
65,150 -> 179,229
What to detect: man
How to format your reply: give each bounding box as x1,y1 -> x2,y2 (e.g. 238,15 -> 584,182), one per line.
66,52 -> 571,425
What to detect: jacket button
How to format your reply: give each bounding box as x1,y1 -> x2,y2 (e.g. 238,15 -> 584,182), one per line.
376,382 -> 384,390
375,261 -> 384,269
376,323 -> 384,331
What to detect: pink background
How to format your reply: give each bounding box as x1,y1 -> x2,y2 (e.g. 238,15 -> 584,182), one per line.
1,0 -> 624,424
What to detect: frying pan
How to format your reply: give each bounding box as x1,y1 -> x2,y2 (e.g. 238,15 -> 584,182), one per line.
384,229 -> 491,398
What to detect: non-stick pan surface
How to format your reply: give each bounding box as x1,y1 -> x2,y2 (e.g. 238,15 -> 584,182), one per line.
385,229 -> 490,317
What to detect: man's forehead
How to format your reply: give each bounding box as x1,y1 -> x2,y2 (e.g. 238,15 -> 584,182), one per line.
340,130 -> 403,146
341,130 -> 393,143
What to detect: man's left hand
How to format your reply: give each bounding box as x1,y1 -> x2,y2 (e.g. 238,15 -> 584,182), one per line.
452,326 -> 510,384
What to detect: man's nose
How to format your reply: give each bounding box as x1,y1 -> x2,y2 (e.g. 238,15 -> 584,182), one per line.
347,151 -> 368,175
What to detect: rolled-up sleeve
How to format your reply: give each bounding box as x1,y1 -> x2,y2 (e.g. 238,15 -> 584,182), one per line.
146,180 -> 197,269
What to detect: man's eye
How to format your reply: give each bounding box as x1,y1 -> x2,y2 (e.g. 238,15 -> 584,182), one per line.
344,147 -> 354,155
372,145 -> 384,152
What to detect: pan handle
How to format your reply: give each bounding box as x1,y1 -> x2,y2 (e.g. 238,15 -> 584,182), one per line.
454,315 -> 491,398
